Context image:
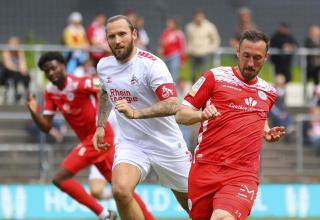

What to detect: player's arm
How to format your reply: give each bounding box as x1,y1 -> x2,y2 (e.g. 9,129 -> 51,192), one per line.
116,96 -> 179,119
175,103 -> 220,125
263,120 -> 286,142
93,89 -> 112,150
27,95 -> 53,132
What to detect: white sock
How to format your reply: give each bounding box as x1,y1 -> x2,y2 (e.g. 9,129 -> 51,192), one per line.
101,187 -> 113,200
98,209 -> 110,219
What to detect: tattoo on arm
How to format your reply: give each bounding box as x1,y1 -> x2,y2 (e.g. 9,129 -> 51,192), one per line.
97,90 -> 112,127
135,97 -> 179,119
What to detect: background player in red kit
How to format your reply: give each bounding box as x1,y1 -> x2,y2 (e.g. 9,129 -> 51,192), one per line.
27,52 -> 154,220
176,30 -> 285,220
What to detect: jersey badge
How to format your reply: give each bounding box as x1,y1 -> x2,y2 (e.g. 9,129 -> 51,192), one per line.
258,90 -> 267,100
131,74 -> 138,85
67,92 -> 74,101
189,76 -> 205,97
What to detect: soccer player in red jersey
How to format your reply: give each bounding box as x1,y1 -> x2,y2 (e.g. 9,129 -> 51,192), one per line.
27,52 -> 155,220
176,30 -> 285,220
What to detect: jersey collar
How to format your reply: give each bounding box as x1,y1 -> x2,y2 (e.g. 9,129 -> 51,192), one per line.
232,66 -> 258,85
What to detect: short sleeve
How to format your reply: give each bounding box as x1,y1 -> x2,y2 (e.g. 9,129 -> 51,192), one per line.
184,71 -> 215,110
148,59 -> 174,92
97,60 -> 108,92
78,76 -> 100,94
43,90 -> 57,115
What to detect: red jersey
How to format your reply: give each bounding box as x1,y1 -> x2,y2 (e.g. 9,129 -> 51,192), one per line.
160,29 -> 186,61
86,21 -> 107,60
184,67 -> 277,173
43,75 -> 102,143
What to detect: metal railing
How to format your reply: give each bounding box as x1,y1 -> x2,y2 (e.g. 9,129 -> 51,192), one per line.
295,113 -> 320,173
1,44 -> 318,104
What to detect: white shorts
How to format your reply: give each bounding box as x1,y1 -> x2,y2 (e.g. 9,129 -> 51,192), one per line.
88,165 -> 105,180
113,139 -> 191,192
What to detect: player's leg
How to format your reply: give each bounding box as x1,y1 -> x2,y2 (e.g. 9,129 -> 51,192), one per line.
53,144 -> 113,220
211,169 -> 259,220
149,145 -> 191,213
111,140 -> 152,220
95,158 -> 155,220
88,165 -> 112,200
210,209 -> 235,220
171,190 -> 189,212
112,162 -> 144,220
188,163 -> 216,220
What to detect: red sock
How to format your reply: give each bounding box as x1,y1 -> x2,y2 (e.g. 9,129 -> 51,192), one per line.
133,192 -> 156,220
58,179 -> 103,216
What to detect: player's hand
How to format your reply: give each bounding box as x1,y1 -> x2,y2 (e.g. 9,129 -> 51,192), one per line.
27,95 -> 38,113
200,104 -> 220,121
264,126 -> 285,142
92,127 -> 110,151
115,99 -> 135,119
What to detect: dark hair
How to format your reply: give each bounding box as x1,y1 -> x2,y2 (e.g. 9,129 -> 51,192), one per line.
38,52 -> 65,70
239,29 -> 269,51
107,15 -> 135,32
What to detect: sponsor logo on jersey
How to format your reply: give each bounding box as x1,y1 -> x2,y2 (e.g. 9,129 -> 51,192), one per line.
244,97 -> 257,107
162,86 -> 173,98
258,90 -> 267,100
109,88 -> 138,103
189,76 -> 205,97
222,84 -> 242,91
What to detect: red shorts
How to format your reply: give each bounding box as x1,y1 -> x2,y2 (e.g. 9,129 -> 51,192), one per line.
188,162 -> 258,220
61,124 -> 115,182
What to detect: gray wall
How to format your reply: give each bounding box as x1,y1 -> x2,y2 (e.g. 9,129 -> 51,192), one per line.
1,0 -> 320,52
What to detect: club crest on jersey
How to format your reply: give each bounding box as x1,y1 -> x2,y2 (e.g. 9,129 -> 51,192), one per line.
67,93 -> 74,101
162,86 -> 173,98
258,90 -> 267,100
244,97 -> 257,107
131,75 -> 138,85
189,76 -> 205,97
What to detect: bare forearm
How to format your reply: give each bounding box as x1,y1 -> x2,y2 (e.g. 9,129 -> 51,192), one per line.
264,120 -> 270,132
29,111 -> 52,132
134,97 -> 179,119
175,105 -> 202,125
97,90 -> 112,127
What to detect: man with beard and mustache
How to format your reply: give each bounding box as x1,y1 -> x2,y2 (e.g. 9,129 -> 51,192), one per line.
27,52 -> 155,220
93,15 -> 191,220
175,29 -> 285,220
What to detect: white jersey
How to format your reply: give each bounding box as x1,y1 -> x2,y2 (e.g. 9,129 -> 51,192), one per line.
97,49 -> 186,152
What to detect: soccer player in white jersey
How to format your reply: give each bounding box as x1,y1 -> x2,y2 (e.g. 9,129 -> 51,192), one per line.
92,15 -> 191,220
